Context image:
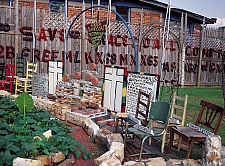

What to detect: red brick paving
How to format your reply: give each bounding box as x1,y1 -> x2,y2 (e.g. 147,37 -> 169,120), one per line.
66,121 -> 200,165
67,123 -> 107,166
66,122 -> 164,165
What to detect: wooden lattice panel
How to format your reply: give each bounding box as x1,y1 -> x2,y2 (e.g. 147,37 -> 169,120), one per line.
44,12 -> 66,29
187,34 -> 201,48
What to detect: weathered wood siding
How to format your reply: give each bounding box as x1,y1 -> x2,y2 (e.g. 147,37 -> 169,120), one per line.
0,6 -> 224,86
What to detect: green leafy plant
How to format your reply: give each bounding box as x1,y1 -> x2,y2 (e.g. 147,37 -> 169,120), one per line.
15,92 -> 34,119
0,95 -> 92,165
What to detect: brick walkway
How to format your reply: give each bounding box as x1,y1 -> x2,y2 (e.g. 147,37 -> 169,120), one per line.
67,122 -> 202,165
69,123 -> 156,165
68,123 -> 107,166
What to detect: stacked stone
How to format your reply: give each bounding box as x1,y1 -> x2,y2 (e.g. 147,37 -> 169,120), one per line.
33,97 -> 55,115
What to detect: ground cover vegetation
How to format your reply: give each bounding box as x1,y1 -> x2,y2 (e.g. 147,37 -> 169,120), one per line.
0,93 -> 92,165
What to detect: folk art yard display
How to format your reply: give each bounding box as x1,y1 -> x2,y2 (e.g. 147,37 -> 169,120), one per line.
0,58 -> 162,164
0,1 -> 224,165
0,1 -> 224,87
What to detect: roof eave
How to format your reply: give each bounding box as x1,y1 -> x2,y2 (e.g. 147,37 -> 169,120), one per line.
138,0 -> 217,24
171,8 -> 217,24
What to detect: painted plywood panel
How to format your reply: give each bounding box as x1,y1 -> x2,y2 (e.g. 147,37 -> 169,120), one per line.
103,66 -> 127,113
48,61 -> 63,94
126,72 -> 160,116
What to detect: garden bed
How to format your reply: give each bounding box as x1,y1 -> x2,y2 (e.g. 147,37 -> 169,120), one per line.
0,93 -> 93,165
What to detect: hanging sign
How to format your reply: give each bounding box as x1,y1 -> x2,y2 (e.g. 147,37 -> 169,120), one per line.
85,21 -> 106,51
49,0 -> 66,13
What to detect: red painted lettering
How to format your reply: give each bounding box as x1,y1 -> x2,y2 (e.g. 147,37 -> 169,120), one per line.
42,49 -> 50,62
122,35 -> 128,46
74,51 -> 80,63
108,34 -> 114,46
163,62 -> 169,72
209,62 -> 215,72
20,26 -> 33,41
0,45 -> 4,58
34,49 -> 40,61
96,52 -> 103,64
130,54 -> 136,66
110,53 -> 117,64
115,34 -> 121,47
185,46 -> 191,56
85,51 -> 94,64
59,28 -> 64,42
202,48 -> 208,57
143,38 -> 150,48
153,38 -> 160,49
193,47 -> 199,56
22,47 -> 30,57
120,54 -> 128,65
51,50 -> 59,61
48,28 -> 57,41
6,46 -> 15,59
140,55 -> 147,66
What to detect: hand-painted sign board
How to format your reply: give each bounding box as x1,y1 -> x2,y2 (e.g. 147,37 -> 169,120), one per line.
126,72 -> 160,116
49,0 -> 66,13
32,73 -> 49,97
86,21 -> 106,51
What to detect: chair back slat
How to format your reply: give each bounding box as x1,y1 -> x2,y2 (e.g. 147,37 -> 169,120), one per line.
170,92 -> 188,126
26,62 -> 38,79
195,100 -> 224,134
135,90 -> 151,127
4,63 -> 16,93
6,64 -> 16,80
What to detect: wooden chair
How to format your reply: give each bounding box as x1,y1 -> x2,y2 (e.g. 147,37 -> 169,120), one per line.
0,63 -> 16,93
15,62 -> 38,94
15,54 -> 25,78
166,100 -> 224,159
160,92 -> 188,153
115,90 -> 151,133
124,101 -> 171,161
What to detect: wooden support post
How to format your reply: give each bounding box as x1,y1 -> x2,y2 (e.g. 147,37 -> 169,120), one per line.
14,0 -> 19,63
81,1 -> 86,78
197,17 -> 205,86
